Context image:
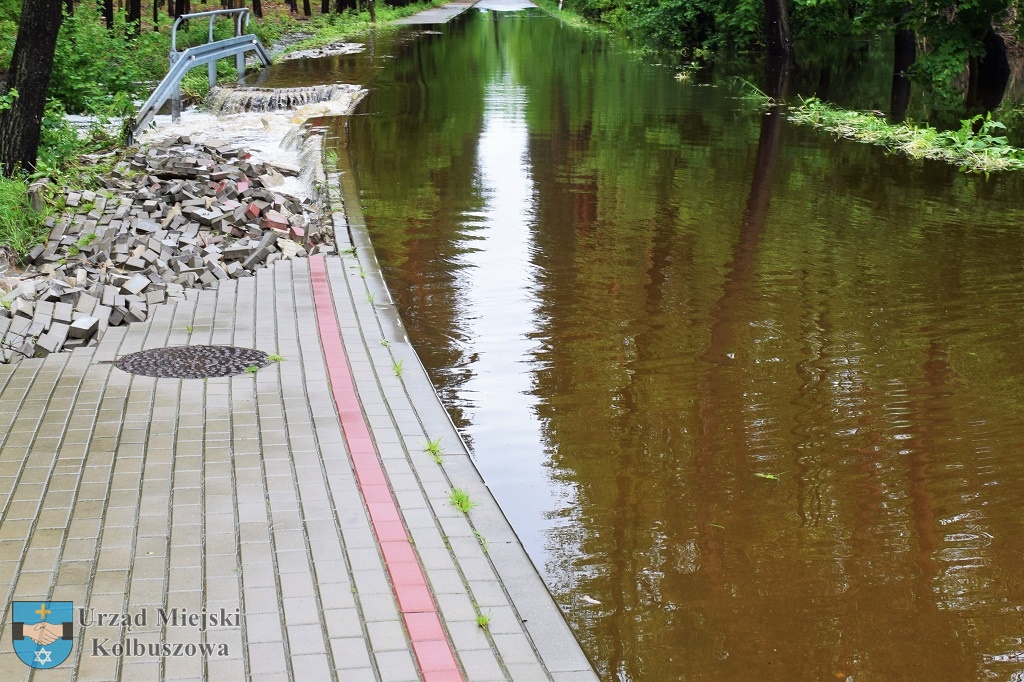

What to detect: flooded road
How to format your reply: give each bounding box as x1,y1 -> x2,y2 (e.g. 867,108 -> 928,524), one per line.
287,9 -> 1024,680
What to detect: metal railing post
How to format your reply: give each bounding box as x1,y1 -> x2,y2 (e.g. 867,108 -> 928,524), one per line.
172,83 -> 181,122
207,14 -> 217,87
235,12 -> 246,82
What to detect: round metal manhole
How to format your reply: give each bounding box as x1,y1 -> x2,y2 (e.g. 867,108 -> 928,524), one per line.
114,345 -> 271,379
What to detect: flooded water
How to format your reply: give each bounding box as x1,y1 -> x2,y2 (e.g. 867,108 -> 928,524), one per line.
292,9 -> 1024,680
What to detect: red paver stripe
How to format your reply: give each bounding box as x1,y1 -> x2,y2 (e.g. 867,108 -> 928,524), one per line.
309,256 -> 464,681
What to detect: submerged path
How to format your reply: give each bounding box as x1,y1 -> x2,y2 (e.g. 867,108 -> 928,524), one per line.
392,0 -> 477,25
0,174 -> 595,681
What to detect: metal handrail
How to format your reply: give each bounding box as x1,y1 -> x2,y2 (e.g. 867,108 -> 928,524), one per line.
170,8 -> 251,58
128,7 -> 271,144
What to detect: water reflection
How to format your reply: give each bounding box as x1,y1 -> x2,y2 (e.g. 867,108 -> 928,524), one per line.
453,72 -> 574,562
331,10 -> 1024,681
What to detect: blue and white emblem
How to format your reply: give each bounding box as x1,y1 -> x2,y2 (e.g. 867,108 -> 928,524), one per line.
11,601 -> 74,669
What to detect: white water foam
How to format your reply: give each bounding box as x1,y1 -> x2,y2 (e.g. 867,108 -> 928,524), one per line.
139,85 -> 365,200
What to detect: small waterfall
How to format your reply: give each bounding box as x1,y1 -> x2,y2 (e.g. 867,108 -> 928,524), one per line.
206,84 -> 361,114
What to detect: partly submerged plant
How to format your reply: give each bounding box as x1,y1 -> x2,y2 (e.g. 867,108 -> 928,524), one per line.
788,98 -> 1024,173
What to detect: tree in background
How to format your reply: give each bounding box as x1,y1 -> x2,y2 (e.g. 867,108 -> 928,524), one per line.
763,0 -> 790,57
127,0 -> 141,32
0,0 -> 64,175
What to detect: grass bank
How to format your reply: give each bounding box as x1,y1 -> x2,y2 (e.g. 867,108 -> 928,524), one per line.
531,0 -> 595,32
788,97 -> 1024,174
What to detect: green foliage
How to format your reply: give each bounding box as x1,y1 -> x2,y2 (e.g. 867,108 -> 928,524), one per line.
0,176 -> 46,257
0,88 -> 15,114
424,437 -> 444,463
50,3 -> 150,114
789,97 -> 1024,172
0,16 -> 15,71
626,0 -> 761,54
36,99 -> 83,174
449,488 -> 477,513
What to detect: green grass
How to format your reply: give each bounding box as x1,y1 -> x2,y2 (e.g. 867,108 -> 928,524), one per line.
425,438 -> 444,464
531,0 -> 597,31
424,437 -> 444,464
789,97 -> 1024,173
473,529 -> 489,554
185,325 -> 193,334
276,0 -> 450,58
392,358 -> 403,377
0,177 -> 47,258
449,488 -> 477,514
77,233 -> 97,247
245,365 -> 260,374
267,354 -> 285,363
736,78 -> 778,109
476,611 -> 491,629
366,292 -> 375,304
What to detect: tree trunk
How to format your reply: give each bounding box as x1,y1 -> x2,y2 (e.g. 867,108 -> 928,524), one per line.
303,0 -> 311,15
966,25 -> 1010,111
890,27 -> 915,122
65,0 -> 74,16
0,0 -> 65,175
103,0 -> 114,28
322,0 -> 330,13
252,0 -> 263,17
763,0 -> 792,58
127,0 -> 141,32
175,0 -> 186,17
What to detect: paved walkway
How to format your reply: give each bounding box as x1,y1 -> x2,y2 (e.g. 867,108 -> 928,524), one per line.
0,171 -> 597,678
391,0 -> 477,25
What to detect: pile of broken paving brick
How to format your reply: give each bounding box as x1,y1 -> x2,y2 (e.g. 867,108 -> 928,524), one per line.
0,135 -> 329,365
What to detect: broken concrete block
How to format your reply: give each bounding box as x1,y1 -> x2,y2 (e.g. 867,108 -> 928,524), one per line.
36,323 -> 69,354
11,298 -> 34,318
53,302 -> 73,324
69,316 -> 98,339
121,273 -> 150,295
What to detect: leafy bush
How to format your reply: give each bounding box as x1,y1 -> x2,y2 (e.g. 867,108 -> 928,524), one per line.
49,3 -> 151,114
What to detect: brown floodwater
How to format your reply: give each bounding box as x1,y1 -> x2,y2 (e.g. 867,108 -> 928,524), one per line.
292,9 -> 1024,680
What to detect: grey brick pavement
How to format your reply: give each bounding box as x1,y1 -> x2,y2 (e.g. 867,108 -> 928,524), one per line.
0,248 -> 596,680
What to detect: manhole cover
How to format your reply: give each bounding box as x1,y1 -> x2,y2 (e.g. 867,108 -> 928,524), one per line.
114,345 -> 270,378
